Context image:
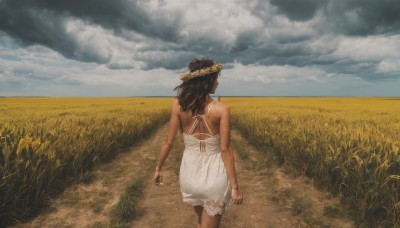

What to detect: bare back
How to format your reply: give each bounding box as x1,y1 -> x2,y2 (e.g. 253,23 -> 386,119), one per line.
178,100 -> 221,140
168,97 -> 231,153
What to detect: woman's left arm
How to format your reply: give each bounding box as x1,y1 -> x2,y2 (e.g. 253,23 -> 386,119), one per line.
153,99 -> 180,185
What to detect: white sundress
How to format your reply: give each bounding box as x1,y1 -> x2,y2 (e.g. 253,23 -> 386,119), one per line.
179,101 -> 231,216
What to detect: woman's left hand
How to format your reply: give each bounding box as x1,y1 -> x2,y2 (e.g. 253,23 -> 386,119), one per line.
231,188 -> 243,205
153,170 -> 163,186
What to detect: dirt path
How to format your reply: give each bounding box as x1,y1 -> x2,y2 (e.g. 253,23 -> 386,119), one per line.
133,128 -> 297,228
133,127 -> 355,227
13,124 -> 355,227
12,125 -> 167,228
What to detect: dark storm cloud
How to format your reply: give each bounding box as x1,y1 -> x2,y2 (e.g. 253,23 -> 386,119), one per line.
268,0 -> 400,35
0,0 -> 399,74
324,0 -> 400,35
231,31 -> 263,52
30,0 -> 180,41
0,0 -> 181,66
270,0 -> 324,21
0,5 -> 82,59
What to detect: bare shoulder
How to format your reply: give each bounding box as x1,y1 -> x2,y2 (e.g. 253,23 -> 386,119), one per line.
172,97 -> 179,106
213,100 -> 229,109
213,101 -> 230,116
172,98 -> 181,113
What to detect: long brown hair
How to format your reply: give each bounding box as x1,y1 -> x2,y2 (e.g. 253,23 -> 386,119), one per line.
174,58 -> 220,114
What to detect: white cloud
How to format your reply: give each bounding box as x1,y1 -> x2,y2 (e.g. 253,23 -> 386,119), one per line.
225,62 -> 325,84
333,35 -> 400,61
377,60 -> 400,73
0,42 -> 180,96
65,19 -> 113,63
144,0 -> 267,51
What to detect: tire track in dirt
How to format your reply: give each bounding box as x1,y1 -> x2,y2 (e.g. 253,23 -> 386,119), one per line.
131,126 -> 194,227
220,129 -> 297,228
224,129 -> 355,228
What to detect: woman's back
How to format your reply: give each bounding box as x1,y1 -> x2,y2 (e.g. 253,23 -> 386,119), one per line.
178,100 -> 221,140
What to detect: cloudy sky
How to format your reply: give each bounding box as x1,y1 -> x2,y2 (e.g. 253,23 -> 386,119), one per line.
0,0 -> 399,97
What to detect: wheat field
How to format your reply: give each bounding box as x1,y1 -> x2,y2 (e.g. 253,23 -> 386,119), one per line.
0,98 -> 171,225
224,97 -> 400,227
1,97 -> 399,226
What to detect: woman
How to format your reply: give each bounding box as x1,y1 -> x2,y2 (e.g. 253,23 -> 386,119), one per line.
153,58 -> 243,228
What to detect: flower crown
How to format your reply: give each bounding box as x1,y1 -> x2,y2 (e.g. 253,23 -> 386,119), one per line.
180,63 -> 223,82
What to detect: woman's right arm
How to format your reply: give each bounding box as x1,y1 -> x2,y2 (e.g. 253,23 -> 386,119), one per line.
153,99 -> 180,185
219,105 -> 243,205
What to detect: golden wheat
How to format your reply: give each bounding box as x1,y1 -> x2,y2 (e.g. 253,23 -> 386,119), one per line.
224,97 -> 400,227
0,97 -> 172,225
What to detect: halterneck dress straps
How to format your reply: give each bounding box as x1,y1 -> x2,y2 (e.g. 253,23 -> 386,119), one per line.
188,101 -> 215,136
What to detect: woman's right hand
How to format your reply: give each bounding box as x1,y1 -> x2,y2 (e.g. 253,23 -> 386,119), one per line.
231,188 -> 243,205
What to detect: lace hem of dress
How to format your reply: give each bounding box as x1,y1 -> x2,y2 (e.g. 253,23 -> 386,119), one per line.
183,199 -> 225,217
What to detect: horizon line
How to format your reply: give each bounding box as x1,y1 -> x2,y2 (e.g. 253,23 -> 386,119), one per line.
1,95 -> 399,98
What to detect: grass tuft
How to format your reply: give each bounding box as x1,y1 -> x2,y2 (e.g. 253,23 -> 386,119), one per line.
323,204 -> 342,218
111,178 -> 144,227
292,193 -> 313,216
231,139 -> 249,160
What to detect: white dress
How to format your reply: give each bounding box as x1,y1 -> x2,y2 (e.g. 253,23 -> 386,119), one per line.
179,102 -> 231,216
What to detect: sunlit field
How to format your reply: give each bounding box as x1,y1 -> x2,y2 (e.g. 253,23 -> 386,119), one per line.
0,98 -> 171,225
1,97 -> 399,226
224,97 -> 400,226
